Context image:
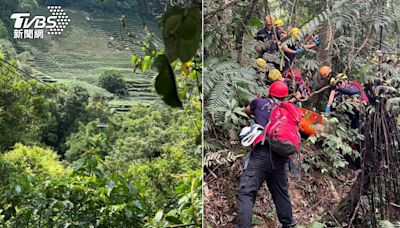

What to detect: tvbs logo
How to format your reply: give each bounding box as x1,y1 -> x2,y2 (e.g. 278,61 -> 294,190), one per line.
11,13 -> 57,29
11,6 -> 70,39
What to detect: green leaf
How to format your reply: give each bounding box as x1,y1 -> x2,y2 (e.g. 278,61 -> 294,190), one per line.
141,56 -> 152,72
72,159 -> 85,171
106,180 -> 115,196
215,107 -> 228,112
379,220 -> 394,228
155,210 -> 163,222
309,136 -> 317,144
234,109 -> 249,118
225,110 -> 232,121
154,54 -> 182,107
178,195 -> 189,205
338,126 -> 346,132
165,215 -> 183,224
190,69 -> 198,80
131,55 -> 141,68
307,220 -> 326,228
15,185 -> 22,193
231,114 -> 239,125
162,6 -> 201,62
247,16 -> 263,27
93,168 -> 105,178
329,117 -> 339,123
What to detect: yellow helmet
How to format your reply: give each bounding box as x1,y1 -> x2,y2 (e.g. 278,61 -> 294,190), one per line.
330,73 -> 348,85
290,27 -> 301,39
336,73 -> 348,80
268,69 -> 283,81
275,19 -> 284,27
256,58 -> 269,70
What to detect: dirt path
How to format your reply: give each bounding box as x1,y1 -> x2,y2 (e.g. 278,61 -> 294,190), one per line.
204,158 -> 358,227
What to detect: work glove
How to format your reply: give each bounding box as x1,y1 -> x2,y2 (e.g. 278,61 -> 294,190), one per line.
295,48 -> 303,55
314,37 -> 321,46
325,106 -> 331,113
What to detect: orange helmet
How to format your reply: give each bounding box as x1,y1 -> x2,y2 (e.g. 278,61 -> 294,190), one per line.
320,66 -> 332,78
265,16 -> 275,25
269,81 -> 289,98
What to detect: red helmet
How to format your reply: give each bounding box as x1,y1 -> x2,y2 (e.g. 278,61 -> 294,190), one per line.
269,81 -> 289,98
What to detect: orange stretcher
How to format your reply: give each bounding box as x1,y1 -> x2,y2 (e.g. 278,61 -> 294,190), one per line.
299,108 -> 324,136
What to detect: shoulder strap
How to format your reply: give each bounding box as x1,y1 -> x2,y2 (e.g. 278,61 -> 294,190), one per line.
262,98 -> 278,111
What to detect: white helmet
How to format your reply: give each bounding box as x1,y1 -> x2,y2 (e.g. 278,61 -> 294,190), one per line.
239,124 -> 264,147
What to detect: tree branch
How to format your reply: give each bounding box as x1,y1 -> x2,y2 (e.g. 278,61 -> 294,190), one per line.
289,0 -> 297,27
324,0 -> 333,51
204,1 -> 242,22
296,85 -> 330,102
346,25 -> 373,71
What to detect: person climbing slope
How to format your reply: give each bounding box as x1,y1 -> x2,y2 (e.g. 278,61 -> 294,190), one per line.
255,16 -> 280,58
319,66 -> 335,82
267,68 -> 283,82
281,27 -> 320,72
236,81 -> 299,228
275,26 -> 317,101
275,18 -> 287,39
323,72 -> 369,129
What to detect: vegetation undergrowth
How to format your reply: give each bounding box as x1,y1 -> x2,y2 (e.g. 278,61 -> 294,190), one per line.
0,0 -> 202,226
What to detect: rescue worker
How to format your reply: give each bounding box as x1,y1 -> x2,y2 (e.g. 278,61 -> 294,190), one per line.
236,81 -> 296,228
284,68 -> 311,102
254,58 -> 270,85
324,73 -> 368,129
319,66 -> 334,81
275,18 -> 287,38
268,68 -> 283,82
255,16 -> 280,58
277,26 -> 315,101
281,28 -> 320,72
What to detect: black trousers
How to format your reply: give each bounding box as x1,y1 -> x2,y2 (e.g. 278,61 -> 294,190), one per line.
236,144 -> 295,228
349,111 -> 360,129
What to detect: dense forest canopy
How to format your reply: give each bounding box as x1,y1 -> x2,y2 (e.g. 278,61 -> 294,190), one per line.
0,0 -> 202,227
204,0 -> 400,227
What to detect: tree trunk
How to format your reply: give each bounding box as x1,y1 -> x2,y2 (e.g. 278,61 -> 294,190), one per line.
235,0 -> 258,66
328,101 -> 400,227
309,0 -> 334,109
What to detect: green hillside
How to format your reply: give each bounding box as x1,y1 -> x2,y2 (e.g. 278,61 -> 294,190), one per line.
15,6 -> 161,104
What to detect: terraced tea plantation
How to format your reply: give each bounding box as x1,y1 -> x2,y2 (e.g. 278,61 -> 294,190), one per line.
15,7 -> 162,110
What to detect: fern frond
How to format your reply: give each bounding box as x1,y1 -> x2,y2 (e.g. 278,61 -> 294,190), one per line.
385,77 -> 400,89
203,140 -> 223,153
375,85 -> 399,97
205,60 -> 258,122
386,97 -> 400,112
204,60 -> 239,96
203,150 -> 238,168
367,76 -> 385,85
301,59 -> 320,71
